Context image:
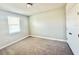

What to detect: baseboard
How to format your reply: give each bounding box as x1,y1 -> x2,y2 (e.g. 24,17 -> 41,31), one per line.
30,35 -> 67,42
0,35 -> 67,50
0,35 -> 29,50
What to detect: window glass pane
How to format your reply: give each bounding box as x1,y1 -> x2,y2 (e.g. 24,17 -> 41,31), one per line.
8,16 -> 20,24
8,16 -> 20,34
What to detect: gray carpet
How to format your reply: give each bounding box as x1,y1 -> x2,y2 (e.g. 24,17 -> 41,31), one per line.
0,37 -> 73,55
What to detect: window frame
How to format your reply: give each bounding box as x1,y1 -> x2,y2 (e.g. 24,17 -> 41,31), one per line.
8,16 -> 21,34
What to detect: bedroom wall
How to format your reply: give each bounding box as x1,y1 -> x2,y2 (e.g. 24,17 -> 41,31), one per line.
29,7 -> 66,40
0,10 -> 29,48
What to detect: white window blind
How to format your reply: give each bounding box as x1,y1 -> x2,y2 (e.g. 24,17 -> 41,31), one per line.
8,16 -> 20,34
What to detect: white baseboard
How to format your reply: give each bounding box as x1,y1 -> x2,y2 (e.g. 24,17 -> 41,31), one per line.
0,35 -> 66,50
30,35 -> 67,42
0,36 -> 29,50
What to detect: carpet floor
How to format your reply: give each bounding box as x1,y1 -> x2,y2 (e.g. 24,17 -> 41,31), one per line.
0,37 -> 73,55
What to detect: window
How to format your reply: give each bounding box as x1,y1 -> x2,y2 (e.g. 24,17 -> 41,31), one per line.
8,16 -> 20,34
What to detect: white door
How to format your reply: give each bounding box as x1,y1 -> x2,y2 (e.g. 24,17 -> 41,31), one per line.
66,4 -> 79,55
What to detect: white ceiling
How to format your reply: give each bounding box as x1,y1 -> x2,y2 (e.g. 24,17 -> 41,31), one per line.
0,3 -> 65,16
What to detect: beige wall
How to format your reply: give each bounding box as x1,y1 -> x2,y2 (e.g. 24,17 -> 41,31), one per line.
30,7 -> 66,40
0,10 -> 29,48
